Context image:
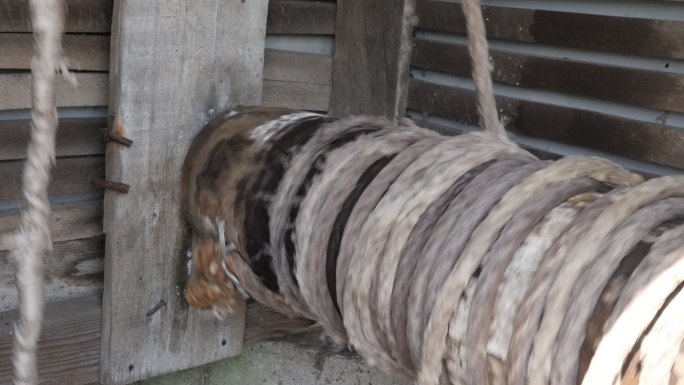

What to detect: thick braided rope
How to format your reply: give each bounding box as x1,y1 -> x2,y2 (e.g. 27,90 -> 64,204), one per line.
461,0 -> 507,138
11,1 -> 69,384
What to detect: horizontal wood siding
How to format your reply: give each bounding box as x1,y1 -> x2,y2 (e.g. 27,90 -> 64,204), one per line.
262,0 -> 335,112
408,0 -> 684,172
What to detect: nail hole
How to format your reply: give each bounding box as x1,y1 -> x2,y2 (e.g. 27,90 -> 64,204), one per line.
221,339 -> 227,346
128,364 -> 134,371
665,63 -> 670,68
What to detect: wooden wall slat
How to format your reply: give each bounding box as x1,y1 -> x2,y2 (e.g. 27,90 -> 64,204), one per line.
0,34 -> 110,71
329,0 -> 415,119
0,235 -> 104,312
415,0 -> 684,59
264,49 -> 332,85
408,79 -> 684,169
412,39 -> 684,113
0,73 -> 108,110
267,0 -> 336,35
0,118 -> 106,161
0,200 -> 103,251
0,0 -> 113,33
0,298 -> 312,385
262,80 -> 331,112
0,156 -> 104,201
0,295 -> 101,385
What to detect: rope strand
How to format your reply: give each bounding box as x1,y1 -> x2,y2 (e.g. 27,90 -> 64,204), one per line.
11,1 -> 68,384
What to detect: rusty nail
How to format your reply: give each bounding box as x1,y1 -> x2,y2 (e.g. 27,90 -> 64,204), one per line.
91,178 -> 130,194
102,128 -> 133,147
146,299 -> 167,317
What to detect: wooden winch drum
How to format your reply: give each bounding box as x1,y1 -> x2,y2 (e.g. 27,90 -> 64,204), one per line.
181,107 -> 684,385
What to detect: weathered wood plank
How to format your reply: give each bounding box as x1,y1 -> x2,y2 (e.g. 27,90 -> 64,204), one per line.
0,200 -> 103,251
411,39 -> 684,113
101,1 -> 269,383
415,0 -> 684,59
407,79 -> 684,169
0,0 -> 113,33
0,295 -> 102,385
264,49 -> 332,85
267,0 -> 336,35
329,0 -> 416,120
0,118 -> 106,161
262,80 -> 331,112
0,73 -> 108,110
0,156 -> 104,201
0,34 -> 110,71
0,236 -> 104,312
0,298 -> 312,385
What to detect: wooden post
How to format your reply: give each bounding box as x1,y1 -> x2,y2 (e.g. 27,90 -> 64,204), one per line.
100,1 -> 269,384
328,0 -> 416,121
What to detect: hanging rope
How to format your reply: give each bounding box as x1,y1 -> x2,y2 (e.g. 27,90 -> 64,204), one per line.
461,0 -> 507,138
11,1 -> 71,384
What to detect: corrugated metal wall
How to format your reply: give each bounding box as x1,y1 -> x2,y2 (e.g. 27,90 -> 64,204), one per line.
407,0 -> 684,176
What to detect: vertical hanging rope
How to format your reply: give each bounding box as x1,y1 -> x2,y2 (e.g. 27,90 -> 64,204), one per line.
11,1 -> 70,384
461,0 -> 507,139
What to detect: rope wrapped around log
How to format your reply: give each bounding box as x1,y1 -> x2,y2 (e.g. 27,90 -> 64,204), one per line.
181,107 -> 684,385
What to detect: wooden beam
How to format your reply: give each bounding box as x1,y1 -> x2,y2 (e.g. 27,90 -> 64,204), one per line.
0,118 -> 106,161
0,0 -> 113,33
407,79 -> 684,169
0,34 -> 110,71
0,73 -> 108,111
328,0 -> 416,120
0,200 -> 103,251
267,0 -> 336,35
415,0 -> 684,60
101,1 -> 269,383
411,39 -> 684,114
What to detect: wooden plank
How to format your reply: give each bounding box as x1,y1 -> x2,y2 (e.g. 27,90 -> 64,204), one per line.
0,200 -> 103,251
262,80 -> 331,112
101,1 -> 269,383
0,295 -> 102,385
407,79 -> 684,169
415,0 -> 684,59
0,73 -> 108,110
0,156 -> 104,201
329,0 -> 416,120
267,0 -> 336,35
0,0 -> 113,33
0,298 -> 311,385
0,118 -> 106,161
0,34 -> 110,71
411,39 -> 684,113
264,49 -> 332,85
0,235 -> 104,312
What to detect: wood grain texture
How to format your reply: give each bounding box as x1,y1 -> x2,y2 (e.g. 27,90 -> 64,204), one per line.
0,0 -> 113,33
415,0 -> 684,59
267,0 -> 336,35
263,80 -> 331,112
329,0 -> 416,120
0,200 -> 103,251
0,72 -> 108,110
407,79 -> 684,169
412,39 -> 684,113
0,295 -> 102,385
0,236 -> 104,312
0,156 -> 104,201
0,118 -> 106,161
101,1 -> 269,383
0,34 -> 110,71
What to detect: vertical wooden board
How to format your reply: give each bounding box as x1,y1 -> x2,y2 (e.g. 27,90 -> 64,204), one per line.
328,0 -> 416,120
101,1 -> 269,383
